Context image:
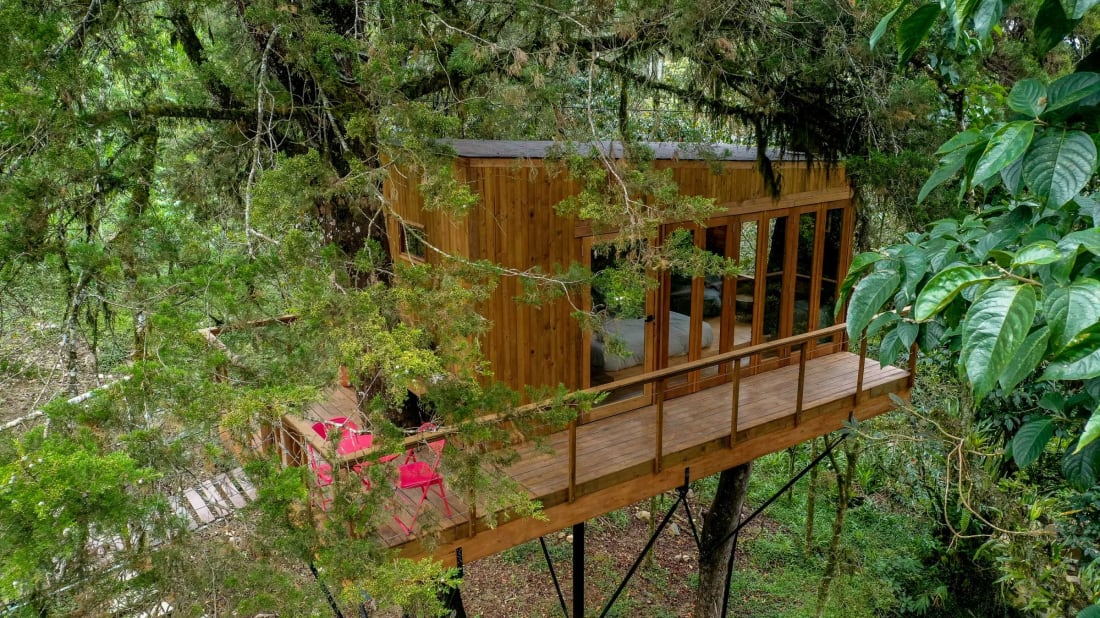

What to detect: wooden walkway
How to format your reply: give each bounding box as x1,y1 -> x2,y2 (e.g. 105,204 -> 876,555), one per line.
295,350 -> 909,565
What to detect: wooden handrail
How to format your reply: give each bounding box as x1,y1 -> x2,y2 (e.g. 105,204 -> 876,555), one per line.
582,322 -> 848,400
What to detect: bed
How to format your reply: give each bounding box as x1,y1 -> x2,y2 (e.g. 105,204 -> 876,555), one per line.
590,311 -> 714,372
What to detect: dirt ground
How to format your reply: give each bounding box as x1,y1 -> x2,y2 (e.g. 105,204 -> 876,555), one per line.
459,493 -> 761,618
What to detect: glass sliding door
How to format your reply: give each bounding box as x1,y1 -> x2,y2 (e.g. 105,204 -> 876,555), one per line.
584,237 -> 654,417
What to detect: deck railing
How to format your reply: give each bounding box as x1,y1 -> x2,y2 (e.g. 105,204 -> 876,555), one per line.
210,315 -> 913,535
563,322 -> 857,502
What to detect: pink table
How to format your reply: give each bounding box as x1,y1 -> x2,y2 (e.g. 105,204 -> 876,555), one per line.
337,431 -> 373,456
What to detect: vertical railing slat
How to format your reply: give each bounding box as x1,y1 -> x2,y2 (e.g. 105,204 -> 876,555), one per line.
856,329 -> 868,404
654,379 -> 665,473
730,359 -> 741,446
568,419 -> 578,503
795,340 -> 807,426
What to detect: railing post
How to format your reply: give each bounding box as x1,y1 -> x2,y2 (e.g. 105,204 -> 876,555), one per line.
795,340 -> 807,426
654,378 -> 665,473
730,359 -> 741,447
856,328 -> 868,404
568,419 -> 577,503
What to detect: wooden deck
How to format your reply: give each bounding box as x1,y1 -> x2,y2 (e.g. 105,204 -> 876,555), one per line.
290,348 -> 909,566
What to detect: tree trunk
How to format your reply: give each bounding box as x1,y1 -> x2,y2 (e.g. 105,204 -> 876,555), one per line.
804,437 -> 820,556
693,462 -> 753,618
814,441 -> 859,617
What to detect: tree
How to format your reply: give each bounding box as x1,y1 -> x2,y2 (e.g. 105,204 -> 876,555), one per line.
0,0 -> 904,614
845,0 -> 1100,612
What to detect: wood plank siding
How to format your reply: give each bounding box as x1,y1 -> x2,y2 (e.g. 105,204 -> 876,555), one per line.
383,142 -> 854,397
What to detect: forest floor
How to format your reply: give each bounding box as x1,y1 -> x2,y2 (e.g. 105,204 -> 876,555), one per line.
459,491 -> 757,618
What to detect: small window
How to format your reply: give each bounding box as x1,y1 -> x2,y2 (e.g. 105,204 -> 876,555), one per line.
400,224 -> 427,260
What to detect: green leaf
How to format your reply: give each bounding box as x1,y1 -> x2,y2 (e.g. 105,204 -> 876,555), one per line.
1060,0 -> 1100,20
955,0 -> 982,35
897,4 -> 942,67
1022,130 -> 1098,207
867,310 -> 901,338
973,0 -> 1007,37
1063,439 -> 1100,491
999,326 -> 1050,393
1058,227 -> 1100,255
912,265 -> 998,320
1078,604 -> 1100,618
1035,0 -> 1081,54
837,253 -> 887,317
937,128 -> 990,153
1078,406 -> 1100,452
1044,325 -> 1100,380
1001,157 -> 1024,195
1045,279 -> 1100,348
872,0 -> 909,50
961,283 -> 1037,401
1011,240 -> 1061,267
1044,72 -> 1100,114
1007,79 -> 1048,117
919,145 -> 980,203
936,129 -> 986,155
972,121 -> 1036,185
846,269 -> 902,342
1012,417 -> 1054,468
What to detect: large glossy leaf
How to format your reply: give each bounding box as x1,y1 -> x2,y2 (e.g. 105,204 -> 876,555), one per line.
1022,130 -> 1098,207
1044,72 -> 1100,114
1043,325 -> 1100,380
1035,0 -> 1081,54
1062,439 -> 1100,490
1079,604 -> 1100,618
1045,279 -> 1100,349
1013,417 -> 1054,468
1007,79 -> 1048,117
1058,227 -> 1100,255
999,326 -> 1050,393
936,129 -> 985,155
871,0 -> 908,50
837,253 -> 886,317
1060,0 -> 1100,21
961,283 -> 1037,401
897,4 -> 942,67
1001,157 -> 1024,195
955,0 -> 982,35
846,269 -> 902,342
912,265 -> 998,320
973,121 -> 1036,185
973,0 -> 1007,37
1078,406 -> 1100,452
1011,240 -> 1061,267
894,245 -> 928,297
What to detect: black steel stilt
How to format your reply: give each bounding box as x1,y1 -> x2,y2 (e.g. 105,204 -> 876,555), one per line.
597,470 -> 692,618
680,469 -> 703,551
442,547 -> 468,618
309,561 -> 346,618
716,432 -> 847,616
540,537 -> 570,618
573,522 -> 585,618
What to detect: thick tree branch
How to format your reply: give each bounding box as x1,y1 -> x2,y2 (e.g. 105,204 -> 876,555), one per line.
168,10 -> 239,109
80,104 -> 312,125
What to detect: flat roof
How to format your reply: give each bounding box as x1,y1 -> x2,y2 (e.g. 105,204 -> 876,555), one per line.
438,140 -> 799,161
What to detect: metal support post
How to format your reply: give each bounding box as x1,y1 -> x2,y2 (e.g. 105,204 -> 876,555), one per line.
573,521 -> 585,618
540,537 -> 570,617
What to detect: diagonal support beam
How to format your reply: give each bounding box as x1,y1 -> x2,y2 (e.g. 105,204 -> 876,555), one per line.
597,469 -> 694,618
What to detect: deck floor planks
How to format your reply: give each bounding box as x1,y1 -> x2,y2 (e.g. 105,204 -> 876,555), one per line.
298,351 -> 909,561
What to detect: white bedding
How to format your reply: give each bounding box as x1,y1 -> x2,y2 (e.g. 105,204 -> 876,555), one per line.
591,311 -> 714,371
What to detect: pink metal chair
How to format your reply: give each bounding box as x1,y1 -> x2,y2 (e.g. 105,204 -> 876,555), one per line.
393,429 -> 450,534
307,418 -> 369,510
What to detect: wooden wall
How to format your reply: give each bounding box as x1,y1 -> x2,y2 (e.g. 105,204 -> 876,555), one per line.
383,155 -> 852,397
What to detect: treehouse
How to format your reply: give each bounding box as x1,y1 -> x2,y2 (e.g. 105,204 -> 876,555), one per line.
273,141 -> 912,569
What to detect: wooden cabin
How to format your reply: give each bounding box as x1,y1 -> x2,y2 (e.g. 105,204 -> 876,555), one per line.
274,141 -> 911,565
385,141 -> 855,404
